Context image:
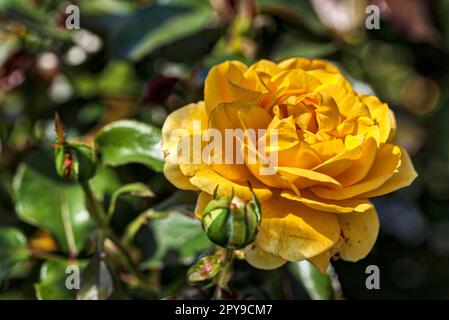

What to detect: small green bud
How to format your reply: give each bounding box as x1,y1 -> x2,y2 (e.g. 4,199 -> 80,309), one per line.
201,186 -> 261,249
55,143 -> 98,182
187,254 -> 223,283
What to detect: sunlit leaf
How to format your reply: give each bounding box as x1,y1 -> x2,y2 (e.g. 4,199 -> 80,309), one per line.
289,261 -> 338,300
95,120 -> 164,172
83,3 -> 213,60
127,7 -> 213,61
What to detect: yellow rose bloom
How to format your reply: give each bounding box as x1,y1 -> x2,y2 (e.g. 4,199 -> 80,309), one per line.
161,57 -> 418,272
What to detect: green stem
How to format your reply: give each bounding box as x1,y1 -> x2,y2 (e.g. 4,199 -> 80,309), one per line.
107,232 -> 144,280
80,181 -> 108,230
29,248 -> 67,263
122,209 -> 161,247
212,248 -> 234,300
80,181 -> 145,282
328,264 -> 344,300
122,214 -> 147,247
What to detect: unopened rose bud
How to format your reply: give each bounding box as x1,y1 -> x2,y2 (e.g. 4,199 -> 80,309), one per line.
53,113 -> 98,182
55,143 -> 98,182
201,186 -> 261,249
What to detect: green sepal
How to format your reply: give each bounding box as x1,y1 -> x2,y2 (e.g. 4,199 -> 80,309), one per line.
54,143 -> 98,182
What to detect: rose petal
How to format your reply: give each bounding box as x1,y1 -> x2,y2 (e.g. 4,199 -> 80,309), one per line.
337,134 -> 379,186
162,102 -> 207,190
278,57 -> 340,74
194,191 -> 212,219
310,139 -> 346,162
208,101 -> 271,181
276,166 -> 343,189
189,168 -> 272,201
312,145 -> 363,177
161,101 -> 207,153
204,61 -> 257,113
163,160 -> 198,191
360,94 -> 393,143
311,143 -> 401,200
256,195 -> 340,261
337,207 -> 379,262
358,146 -> 418,198
245,244 -> 287,270
307,251 -> 330,273
281,189 -> 373,214
321,85 -> 370,119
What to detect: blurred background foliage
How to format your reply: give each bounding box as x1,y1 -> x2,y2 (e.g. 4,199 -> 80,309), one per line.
1,0 -> 449,299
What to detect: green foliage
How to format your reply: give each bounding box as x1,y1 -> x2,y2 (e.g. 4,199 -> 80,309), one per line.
142,211 -> 212,269
35,260 -> 87,300
0,0 -> 70,41
0,228 -> 31,283
290,261 -> 336,300
77,253 -> 114,300
95,120 -> 164,172
13,150 -> 119,255
99,61 -> 140,97
118,5 -> 213,61
108,183 -> 154,218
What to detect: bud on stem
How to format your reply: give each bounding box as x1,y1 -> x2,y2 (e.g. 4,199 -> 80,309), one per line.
201,185 -> 261,250
53,113 -> 98,182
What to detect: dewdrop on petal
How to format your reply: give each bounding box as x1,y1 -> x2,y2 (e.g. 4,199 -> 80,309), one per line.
201,185 -> 261,250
